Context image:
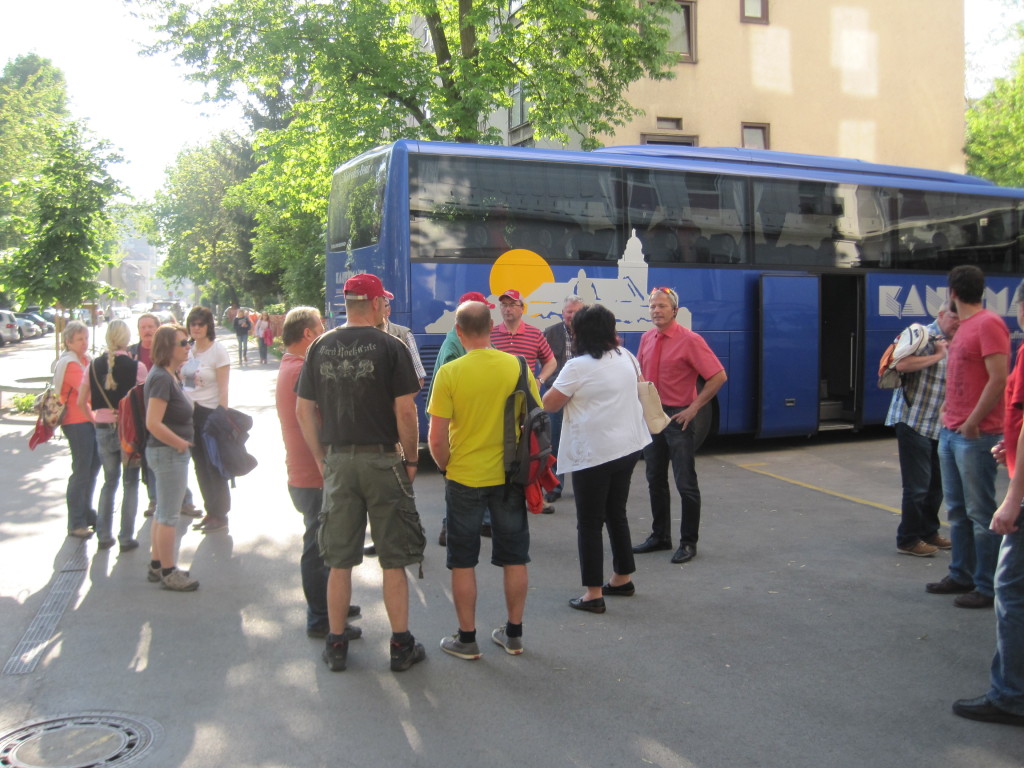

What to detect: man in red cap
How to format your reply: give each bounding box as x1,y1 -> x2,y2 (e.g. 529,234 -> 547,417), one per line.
296,273 -> 427,674
427,291 -> 495,546
490,289 -> 556,386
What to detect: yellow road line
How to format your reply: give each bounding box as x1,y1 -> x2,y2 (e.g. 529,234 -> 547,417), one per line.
737,463 -> 901,515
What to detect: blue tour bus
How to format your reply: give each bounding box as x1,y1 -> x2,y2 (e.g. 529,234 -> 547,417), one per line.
326,140 -> 1024,443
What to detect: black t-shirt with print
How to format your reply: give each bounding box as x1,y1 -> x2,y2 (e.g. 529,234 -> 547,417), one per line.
296,326 -> 419,446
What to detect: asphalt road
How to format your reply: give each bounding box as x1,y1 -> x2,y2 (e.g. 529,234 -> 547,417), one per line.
0,328 -> 1020,768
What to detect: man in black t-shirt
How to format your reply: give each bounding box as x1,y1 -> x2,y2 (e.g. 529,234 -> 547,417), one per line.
296,273 -> 426,673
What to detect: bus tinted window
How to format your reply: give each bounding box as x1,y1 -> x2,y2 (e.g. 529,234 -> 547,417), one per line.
626,169 -> 748,264
753,179 -> 849,266
410,154 -> 622,261
328,148 -> 390,252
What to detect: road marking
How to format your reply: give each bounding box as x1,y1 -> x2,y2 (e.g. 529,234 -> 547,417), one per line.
737,463 -> 900,515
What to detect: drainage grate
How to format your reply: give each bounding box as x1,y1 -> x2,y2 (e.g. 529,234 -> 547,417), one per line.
0,712 -> 161,768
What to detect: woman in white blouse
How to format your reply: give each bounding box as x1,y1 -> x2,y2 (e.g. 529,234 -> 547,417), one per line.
542,304 -> 651,614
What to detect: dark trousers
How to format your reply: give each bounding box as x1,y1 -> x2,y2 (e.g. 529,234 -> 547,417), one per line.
192,404 -> 231,520
894,422 -> 943,548
288,485 -> 329,630
572,452 -> 640,587
643,409 -> 700,545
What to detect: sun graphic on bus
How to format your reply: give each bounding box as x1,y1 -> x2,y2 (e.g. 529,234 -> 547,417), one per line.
489,249 -> 555,298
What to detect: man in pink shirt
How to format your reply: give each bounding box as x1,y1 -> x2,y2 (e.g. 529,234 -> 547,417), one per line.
275,306 -> 360,638
634,287 -> 727,564
927,265 -> 1009,609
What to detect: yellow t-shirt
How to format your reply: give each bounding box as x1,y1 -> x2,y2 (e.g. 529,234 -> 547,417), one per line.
427,348 -> 541,488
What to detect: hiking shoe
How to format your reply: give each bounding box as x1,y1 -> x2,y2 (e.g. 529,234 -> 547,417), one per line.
954,590 -> 995,609
390,637 -> 426,672
923,533 -> 952,550
322,636 -> 348,672
491,627 -> 524,656
440,633 -> 482,660
147,566 -> 162,583
898,541 -> 938,557
926,575 -> 974,594
161,568 -> 199,592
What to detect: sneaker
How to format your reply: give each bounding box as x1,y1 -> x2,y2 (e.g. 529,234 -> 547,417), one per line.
926,575 -> 974,594
322,636 -> 348,672
898,540 -> 938,557
923,533 -> 952,550
491,627 -> 524,655
161,568 -> 199,592
390,637 -> 426,672
147,566 -> 162,583
440,633 -> 482,660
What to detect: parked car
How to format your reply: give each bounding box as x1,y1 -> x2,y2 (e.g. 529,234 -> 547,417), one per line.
114,307 -> 132,320
15,317 -> 41,340
16,312 -> 54,335
0,310 -> 20,345
150,300 -> 183,324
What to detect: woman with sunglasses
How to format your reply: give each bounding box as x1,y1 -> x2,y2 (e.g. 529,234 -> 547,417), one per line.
144,324 -> 199,591
181,306 -> 233,533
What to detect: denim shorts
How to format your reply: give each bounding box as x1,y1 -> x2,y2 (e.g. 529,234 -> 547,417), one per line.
444,480 -> 530,569
145,444 -> 191,526
319,448 -> 425,570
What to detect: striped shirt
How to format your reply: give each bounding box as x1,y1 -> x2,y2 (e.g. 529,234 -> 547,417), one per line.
490,320 -> 554,372
884,320 -> 947,441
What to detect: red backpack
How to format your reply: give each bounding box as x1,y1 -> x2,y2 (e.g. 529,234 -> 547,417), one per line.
118,384 -> 149,469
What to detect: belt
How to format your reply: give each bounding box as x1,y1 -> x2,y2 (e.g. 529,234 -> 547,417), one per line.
327,443 -> 396,454
95,422 -> 118,429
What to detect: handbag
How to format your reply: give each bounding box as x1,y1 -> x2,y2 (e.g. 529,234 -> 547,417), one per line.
627,352 -> 671,434
34,384 -> 66,429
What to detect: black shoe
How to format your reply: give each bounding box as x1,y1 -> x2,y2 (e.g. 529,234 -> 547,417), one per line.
954,590 -> 994,609
363,544 -> 377,556
544,489 -> 561,503
438,522 -> 447,547
309,623 -> 361,640
602,581 -> 635,597
952,695 -> 1024,726
671,544 -> 697,564
322,636 -> 348,671
569,596 -> 606,614
348,604 -> 361,619
481,524 -> 492,538
633,535 -> 672,554
926,575 -> 975,594
541,505 -> 555,514
390,637 -> 426,672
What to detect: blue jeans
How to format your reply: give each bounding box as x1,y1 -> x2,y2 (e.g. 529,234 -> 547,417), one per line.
146,444 -> 191,526
288,485 -> 329,630
236,333 -> 249,363
989,519 -> 1024,714
444,480 -> 530,569
95,425 -> 141,544
62,421 -> 100,532
894,422 -> 942,548
643,408 -> 700,545
938,428 -> 1001,595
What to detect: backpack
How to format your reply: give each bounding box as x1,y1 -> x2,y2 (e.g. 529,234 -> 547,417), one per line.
118,384 -> 149,470
201,406 -> 258,484
877,323 -> 929,389
503,356 -> 553,488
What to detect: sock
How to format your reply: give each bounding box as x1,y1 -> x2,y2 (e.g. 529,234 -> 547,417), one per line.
161,567 -> 174,576
459,629 -> 477,645
392,630 -> 413,646
505,622 -> 523,639
150,560 -> 160,570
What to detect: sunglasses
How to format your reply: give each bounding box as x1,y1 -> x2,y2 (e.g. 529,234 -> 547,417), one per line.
177,339 -> 191,348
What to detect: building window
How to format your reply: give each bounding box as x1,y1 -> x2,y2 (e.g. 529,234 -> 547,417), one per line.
642,133 -> 699,146
742,123 -> 769,149
667,2 -> 696,63
741,0 -> 768,23
509,82 -> 529,129
656,117 -> 683,131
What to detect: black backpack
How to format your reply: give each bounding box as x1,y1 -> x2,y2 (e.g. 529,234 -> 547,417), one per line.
503,355 -> 552,488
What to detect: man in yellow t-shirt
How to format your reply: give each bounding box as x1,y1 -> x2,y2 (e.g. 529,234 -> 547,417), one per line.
428,300 -> 539,660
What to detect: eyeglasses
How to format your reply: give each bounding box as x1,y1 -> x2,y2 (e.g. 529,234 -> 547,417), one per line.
177,339 -> 191,348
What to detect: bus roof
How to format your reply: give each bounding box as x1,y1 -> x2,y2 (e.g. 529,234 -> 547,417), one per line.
356,140 -> 1024,201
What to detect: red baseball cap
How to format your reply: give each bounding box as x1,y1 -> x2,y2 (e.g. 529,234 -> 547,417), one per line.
343,273 -> 392,300
499,289 -> 523,305
459,291 -> 495,308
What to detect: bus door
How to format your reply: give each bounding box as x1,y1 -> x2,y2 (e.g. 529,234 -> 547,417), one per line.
819,273 -> 863,432
757,274 -> 820,438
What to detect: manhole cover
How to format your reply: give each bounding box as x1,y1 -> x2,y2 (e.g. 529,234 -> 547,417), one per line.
0,713 -> 160,768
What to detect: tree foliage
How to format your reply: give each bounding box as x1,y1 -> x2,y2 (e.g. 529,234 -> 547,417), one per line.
966,55 -> 1024,188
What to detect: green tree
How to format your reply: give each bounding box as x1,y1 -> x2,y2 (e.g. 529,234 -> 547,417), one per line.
149,132 -> 282,307
966,54 -> 1024,187
2,119 -> 124,309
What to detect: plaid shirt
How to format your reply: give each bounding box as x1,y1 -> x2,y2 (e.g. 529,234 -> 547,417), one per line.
884,320 -> 946,440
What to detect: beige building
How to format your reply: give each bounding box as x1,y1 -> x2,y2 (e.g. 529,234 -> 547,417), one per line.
512,0 -> 966,174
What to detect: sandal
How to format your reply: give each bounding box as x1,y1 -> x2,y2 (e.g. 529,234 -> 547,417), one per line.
194,516 -> 228,533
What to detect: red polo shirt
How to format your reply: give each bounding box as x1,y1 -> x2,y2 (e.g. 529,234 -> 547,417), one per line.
490,321 -> 554,372
637,321 -> 723,408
